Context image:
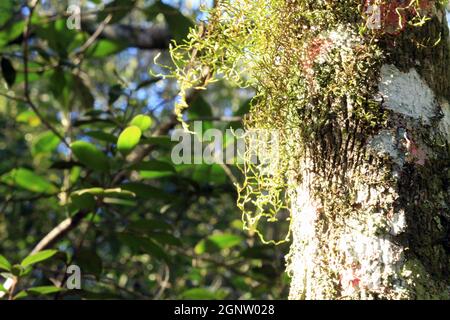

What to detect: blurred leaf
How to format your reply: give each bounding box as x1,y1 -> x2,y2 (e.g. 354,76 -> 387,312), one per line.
35,19 -> 78,57
87,39 -> 126,58
70,193 -> 96,211
21,250 -> 58,268
117,125 -> 142,155
141,238 -> 169,262
119,233 -> 169,261
32,131 -> 60,155
108,84 -> 123,105
195,233 -> 243,254
13,290 -> 28,300
98,0 -> 137,24
71,141 -> 109,171
1,168 -> 57,194
0,2 -> 13,27
209,234 -> 243,249
73,75 -> 95,109
120,182 -> 170,200
188,95 -> 212,119
76,248 -> 103,279
128,219 -> 172,233
136,77 -> 161,90
130,115 -> 153,132
27,286 -> 62,295
0,255 -> 11,271
146,2 -> 194,43
85,130 -> 117,143
1,57 -> 16,88
150,232 -> 182,246
132,160 -> 175,172
16,110 -> 41,127
140,136 -> 176,147
181,288 -> 218,300
0,21 -> 25,48
102,197 -> 136,207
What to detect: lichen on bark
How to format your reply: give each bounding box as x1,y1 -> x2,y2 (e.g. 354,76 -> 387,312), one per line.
170,0 -> 450,299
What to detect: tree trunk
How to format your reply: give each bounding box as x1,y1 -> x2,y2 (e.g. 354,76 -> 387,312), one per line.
286,6 -> 450,299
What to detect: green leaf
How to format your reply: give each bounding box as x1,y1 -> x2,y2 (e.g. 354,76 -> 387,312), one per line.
150,232 -> 182,246
102,197 -> 136,207
134,160 -> 175,180
76,248 -> 103,279
85,131 -> 117,143
87,39 -> 126,58
208,234 -> 243,249
0,255 -> 11,271
34,19 -> 81,58
32,131 -> 60,155
136,77 -> 162,90
13,290 -> 28,300
70,193 -> 96,211
35,19 -> 78,58
0,168 -> 57,194
120,182 -> 171,200
73,74 -> 95,110
0,2 -> 13,27
71,141 -> 109,171
195,234 -> 243,254
181,288 -> 218,300
188,95 -> 213,119
132,160 -> 175,172
0,283 -> 6,293
140,238 -> 169,262
0,21 -> 25,48
130,115 -> 153,132
1,57 -> 16,88
117,126 -> 142,155
21,250 -> 58,268
16,110 -> 41,127
118,233 -> 169,261
27,286 -> 62,295
146,2 -> 194,43
108,84 -> 123,105
98,0 -> 137,24
194,240 -> 207,255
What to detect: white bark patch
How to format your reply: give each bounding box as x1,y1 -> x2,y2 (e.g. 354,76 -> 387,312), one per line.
379,64 -> 437,124
390,209 -> 407,236
339,232 -> 404,297
368,130 -> 404,167
286,184 -> 321,299
439,99 -> 450,140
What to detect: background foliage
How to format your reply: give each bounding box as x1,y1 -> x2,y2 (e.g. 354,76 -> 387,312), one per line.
0,0 -> 289,300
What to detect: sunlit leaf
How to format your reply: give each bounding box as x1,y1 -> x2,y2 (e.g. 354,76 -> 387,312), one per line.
0,168 -> 57,194
27,286 -> 62,295
87,39 -> 126,58
130,115 -> 153,132
0,255 -> 11,271
117,126 -> 142,155
21,250 -> 58,268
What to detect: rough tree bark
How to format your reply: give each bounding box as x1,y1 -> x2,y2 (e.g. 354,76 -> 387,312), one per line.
286,5 -> 450,299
